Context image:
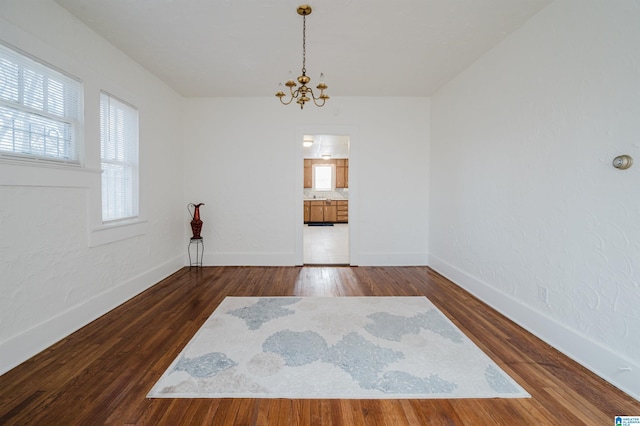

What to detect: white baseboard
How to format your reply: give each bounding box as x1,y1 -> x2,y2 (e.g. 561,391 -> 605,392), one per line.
0,255 -> 183,376
357,252 -> 429,266
428,254 -> 640,401
201,252 -> 296,266
198,252 -> 429,267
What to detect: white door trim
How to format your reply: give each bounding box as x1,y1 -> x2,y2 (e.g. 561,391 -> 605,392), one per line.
294,125 -> 359,266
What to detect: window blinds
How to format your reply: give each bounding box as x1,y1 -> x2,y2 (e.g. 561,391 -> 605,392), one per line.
100,92 -> 139,222
0,42 -> 82,162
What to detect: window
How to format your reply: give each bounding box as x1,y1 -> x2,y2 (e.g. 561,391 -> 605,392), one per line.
100,92 -> 139,222
0,42 -> 82,163
313,164 -> 334,191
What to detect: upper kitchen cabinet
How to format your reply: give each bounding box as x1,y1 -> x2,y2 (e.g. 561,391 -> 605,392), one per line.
304,159 -> 312,188
336,159 -> 349,189
304,159 -> 349,189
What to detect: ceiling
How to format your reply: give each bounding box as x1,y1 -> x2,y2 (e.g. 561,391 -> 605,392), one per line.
303,135 -> 349,159
53,0 -> 551,98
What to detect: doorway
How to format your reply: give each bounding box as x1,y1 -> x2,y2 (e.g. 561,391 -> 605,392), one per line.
302,134 -> 350,265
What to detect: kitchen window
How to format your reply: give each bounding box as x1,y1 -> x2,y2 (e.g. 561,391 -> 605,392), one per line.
313,164 -> 334,191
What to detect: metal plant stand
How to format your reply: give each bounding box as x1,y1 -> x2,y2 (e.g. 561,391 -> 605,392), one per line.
188,238 -> 204,267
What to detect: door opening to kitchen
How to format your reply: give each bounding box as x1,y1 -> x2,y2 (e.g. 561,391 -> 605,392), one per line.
303,134 -> 349,265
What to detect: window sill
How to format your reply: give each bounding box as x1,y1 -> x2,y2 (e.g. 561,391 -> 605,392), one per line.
0,157 -> 100,187
89,218 -> 148,247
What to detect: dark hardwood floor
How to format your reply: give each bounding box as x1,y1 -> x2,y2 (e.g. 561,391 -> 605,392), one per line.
0,266 -> 638,425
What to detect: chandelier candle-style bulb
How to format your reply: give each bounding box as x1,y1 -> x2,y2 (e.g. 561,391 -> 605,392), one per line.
286,71 -> 296,87
317,73 -> 327,89
275,5 -> 329,110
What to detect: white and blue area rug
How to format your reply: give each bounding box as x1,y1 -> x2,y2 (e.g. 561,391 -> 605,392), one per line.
148,297 -> 530,399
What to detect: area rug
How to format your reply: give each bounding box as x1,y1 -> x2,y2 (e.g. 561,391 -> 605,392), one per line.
147,297 -> 530,399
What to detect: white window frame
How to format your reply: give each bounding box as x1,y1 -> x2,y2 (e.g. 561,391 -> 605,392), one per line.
0,41 -> 83,165
313,163 -> 334,191
100,91 -> 139,223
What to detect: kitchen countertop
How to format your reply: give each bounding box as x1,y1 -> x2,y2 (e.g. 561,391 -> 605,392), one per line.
304,198 -> 348,201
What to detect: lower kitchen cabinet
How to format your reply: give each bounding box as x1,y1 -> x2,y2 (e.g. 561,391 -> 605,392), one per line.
337,200 -> 348,223
304,199 -> 348,223
323,201 -> 337,223
309,201 -> 324,222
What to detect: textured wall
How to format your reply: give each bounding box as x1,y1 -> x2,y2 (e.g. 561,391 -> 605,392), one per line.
430,0 -> 640,398
0,1 -> 185,374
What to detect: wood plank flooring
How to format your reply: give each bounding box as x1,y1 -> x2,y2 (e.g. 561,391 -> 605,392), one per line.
0,266 -> 638,425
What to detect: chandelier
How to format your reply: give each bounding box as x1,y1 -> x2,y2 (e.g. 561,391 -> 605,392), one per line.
275,5 -> 329,109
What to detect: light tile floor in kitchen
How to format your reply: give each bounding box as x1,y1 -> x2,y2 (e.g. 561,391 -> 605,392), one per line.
303,223 -> 349,265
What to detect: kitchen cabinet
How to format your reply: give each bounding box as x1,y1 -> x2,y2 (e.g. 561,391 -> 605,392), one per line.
344,161 -> 349,188
309,200 -> 324,222
304,158 -> 348,188
323,200 -> 337,223
336,159 -> 349,188
304,199 -> 347,223
304,159 -> 312,188
336,200 -> 348,223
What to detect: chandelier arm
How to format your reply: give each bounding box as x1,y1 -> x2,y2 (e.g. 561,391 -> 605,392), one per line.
308,88 -> 325,103
278,86 -> 302,106
307,87 -> 317,100
279,96 -> 295,106
312,99 -> 327,107
311,93 -> 327,107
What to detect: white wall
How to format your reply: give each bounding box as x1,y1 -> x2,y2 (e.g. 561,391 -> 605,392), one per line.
182,97 -> 430,266
0,1 -> 430,377
430,0 -> 640,399
0,1 -> 185,374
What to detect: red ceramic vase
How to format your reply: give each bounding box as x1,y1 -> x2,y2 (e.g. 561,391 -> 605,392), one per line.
188,203 -> 205,239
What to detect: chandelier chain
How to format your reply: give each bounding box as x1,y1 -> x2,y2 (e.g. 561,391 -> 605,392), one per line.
302,14 -> 306,75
